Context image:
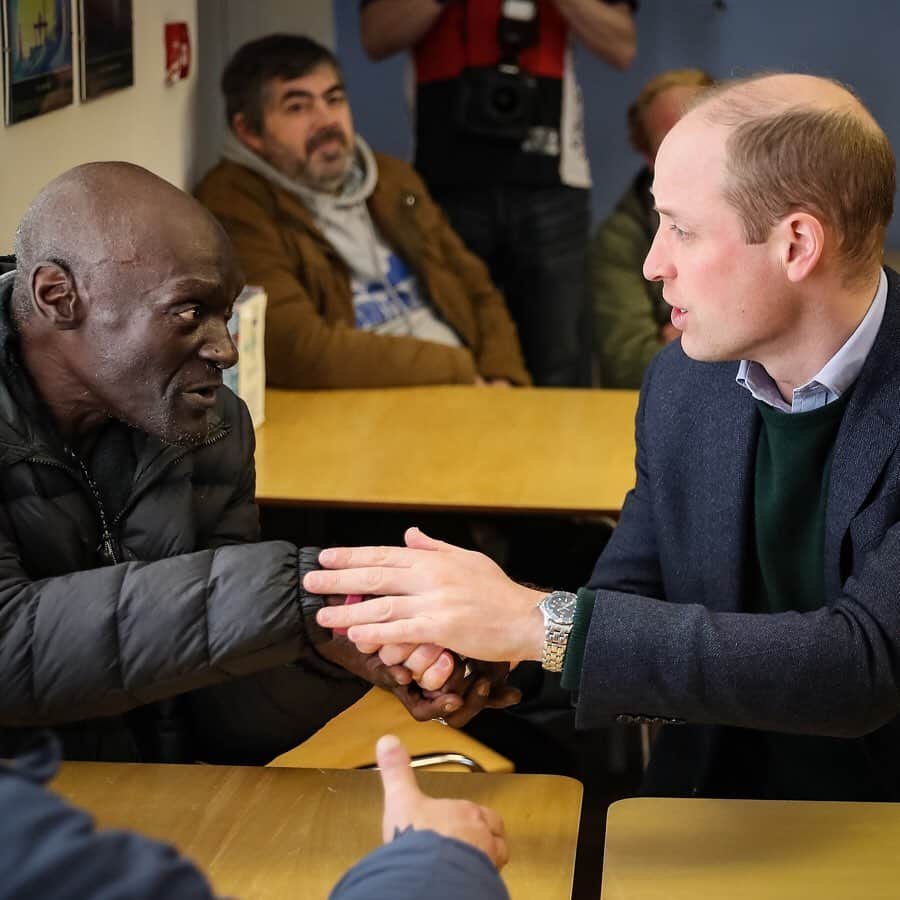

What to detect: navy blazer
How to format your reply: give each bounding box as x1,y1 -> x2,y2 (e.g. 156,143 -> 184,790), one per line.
580,267 -> 900,799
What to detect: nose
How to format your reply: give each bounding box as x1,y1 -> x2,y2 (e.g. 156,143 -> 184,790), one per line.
200,319 -> 239,371
310,97 -> 340,131
643,227 -> 673,283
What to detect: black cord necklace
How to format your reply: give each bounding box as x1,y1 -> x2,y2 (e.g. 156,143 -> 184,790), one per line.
66,447 -> 119,565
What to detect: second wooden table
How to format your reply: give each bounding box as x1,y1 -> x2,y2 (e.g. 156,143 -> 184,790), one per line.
255,386 -> 639,516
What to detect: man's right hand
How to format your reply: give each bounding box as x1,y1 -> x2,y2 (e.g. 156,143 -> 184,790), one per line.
377,734 -> 509,870
309,527 -> 546,663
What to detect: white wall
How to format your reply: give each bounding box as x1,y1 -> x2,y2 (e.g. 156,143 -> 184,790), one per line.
192,0 -> 334,186
0,0 -> 200,252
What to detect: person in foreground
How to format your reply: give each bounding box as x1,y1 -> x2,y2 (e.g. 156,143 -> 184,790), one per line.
197,34 -> 530,389
0,162 -> 514,765
309,73 -> 900,801
0,732 -> 509,900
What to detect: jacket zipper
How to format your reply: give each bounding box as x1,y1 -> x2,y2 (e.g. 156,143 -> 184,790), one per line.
25,425 -> 231,565
25,455 -> 120,564
109,426 -> 231,529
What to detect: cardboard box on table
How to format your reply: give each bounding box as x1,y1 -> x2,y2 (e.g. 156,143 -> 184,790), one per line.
224,286 -> 267,428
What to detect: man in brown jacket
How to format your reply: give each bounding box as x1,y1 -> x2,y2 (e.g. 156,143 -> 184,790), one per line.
196,34 -> 530,389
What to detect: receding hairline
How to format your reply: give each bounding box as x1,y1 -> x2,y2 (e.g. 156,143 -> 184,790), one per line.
686,73 -> 881,135
16,162 -> 228,266
12,162 -> 237,325
663,73 -> 894,287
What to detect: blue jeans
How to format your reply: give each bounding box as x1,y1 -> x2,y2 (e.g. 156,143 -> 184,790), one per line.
433,184 -> 592,387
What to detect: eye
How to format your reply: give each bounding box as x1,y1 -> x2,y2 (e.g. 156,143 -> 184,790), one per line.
327,92 -> 347,106
668,223 -> 691,241
174,305 -> 203,323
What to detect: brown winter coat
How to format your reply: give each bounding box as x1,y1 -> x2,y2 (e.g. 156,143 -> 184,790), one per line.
196,155 -> 530,388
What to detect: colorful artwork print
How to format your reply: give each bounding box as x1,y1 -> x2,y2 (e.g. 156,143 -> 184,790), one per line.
4,0 -> 74,123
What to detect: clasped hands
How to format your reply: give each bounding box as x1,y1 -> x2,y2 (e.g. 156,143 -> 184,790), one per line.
308,527 -> 548,726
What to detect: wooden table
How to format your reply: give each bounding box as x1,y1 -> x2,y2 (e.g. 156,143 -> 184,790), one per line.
255,387 -> 638,516
52,762 -> 582,900
270,686 -> 514,773
602,796 -> 900,899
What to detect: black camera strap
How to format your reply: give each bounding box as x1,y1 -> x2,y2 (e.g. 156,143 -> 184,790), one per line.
497,0 -> 539,67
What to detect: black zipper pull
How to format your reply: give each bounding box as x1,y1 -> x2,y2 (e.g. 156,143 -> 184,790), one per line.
100,534 -> 118,565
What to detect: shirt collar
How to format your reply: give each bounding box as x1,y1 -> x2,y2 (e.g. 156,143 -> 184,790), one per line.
736,268 -> 887,412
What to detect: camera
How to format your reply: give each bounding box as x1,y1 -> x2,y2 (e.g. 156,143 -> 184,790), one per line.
455,0 -> 539,142
456,64 -> 536,142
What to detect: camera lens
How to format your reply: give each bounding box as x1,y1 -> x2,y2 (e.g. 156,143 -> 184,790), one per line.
490,84 -> 523,120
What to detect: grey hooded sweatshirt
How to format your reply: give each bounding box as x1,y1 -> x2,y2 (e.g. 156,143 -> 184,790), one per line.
222,132 -> 462,347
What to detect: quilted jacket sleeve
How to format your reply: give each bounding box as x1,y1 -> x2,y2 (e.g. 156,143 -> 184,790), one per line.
0,537 -> 310,726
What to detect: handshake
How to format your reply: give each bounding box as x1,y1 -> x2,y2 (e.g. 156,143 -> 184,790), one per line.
307,526 -> 550,727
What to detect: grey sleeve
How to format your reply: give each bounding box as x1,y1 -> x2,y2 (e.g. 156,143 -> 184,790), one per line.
0,538 -> 310,726
329,829 -> 509,900
0,750 -> 216,900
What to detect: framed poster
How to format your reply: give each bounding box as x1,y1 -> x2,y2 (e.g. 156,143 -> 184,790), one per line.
78,0 -> 133,101
3,0 -> 74,124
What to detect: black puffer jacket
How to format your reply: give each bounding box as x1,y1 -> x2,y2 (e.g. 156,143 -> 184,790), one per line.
0,263 -> 365,763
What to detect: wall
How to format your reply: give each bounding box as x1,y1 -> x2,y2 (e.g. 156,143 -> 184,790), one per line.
334,1 -> 900,246
193,0 -> 334,184
0,0 -> 199,252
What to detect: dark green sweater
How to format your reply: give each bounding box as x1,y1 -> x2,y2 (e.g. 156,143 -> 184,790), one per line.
750,389 -> 881,799
752,390 -> 853,614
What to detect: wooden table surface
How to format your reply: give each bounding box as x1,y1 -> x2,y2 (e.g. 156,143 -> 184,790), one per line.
255,386 -> 638,516
602,796 -> 900,899
269,686 -> 514,773
53,762 -> 582,900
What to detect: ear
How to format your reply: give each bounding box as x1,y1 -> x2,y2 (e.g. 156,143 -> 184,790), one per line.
232,113 -> 265,155
31,262 -> 82,330
778,212 -> 825,284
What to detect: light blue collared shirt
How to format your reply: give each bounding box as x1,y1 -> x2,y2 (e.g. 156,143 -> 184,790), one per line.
735,269 -> 888,413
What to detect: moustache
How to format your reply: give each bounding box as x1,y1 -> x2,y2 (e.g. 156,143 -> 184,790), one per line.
306,127 -> 348,155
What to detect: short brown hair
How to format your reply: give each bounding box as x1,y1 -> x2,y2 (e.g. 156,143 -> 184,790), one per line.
628,68 -> 714,156
706,80 -> 895,282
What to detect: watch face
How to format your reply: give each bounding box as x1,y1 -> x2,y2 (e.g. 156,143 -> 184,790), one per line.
544,591 -> 577,624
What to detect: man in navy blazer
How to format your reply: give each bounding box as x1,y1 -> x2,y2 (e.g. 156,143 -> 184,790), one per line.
307,73 -> 900,801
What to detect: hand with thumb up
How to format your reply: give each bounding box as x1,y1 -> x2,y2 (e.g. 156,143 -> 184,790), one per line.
375,734 -> 509,870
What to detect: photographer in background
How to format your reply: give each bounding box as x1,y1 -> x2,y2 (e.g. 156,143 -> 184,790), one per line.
360,0 -> 638,386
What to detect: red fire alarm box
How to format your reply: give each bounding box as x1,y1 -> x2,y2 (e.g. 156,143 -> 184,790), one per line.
165,22 -> 191,83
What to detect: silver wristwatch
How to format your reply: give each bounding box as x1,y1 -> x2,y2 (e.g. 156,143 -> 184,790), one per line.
537,590 -> 577,672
